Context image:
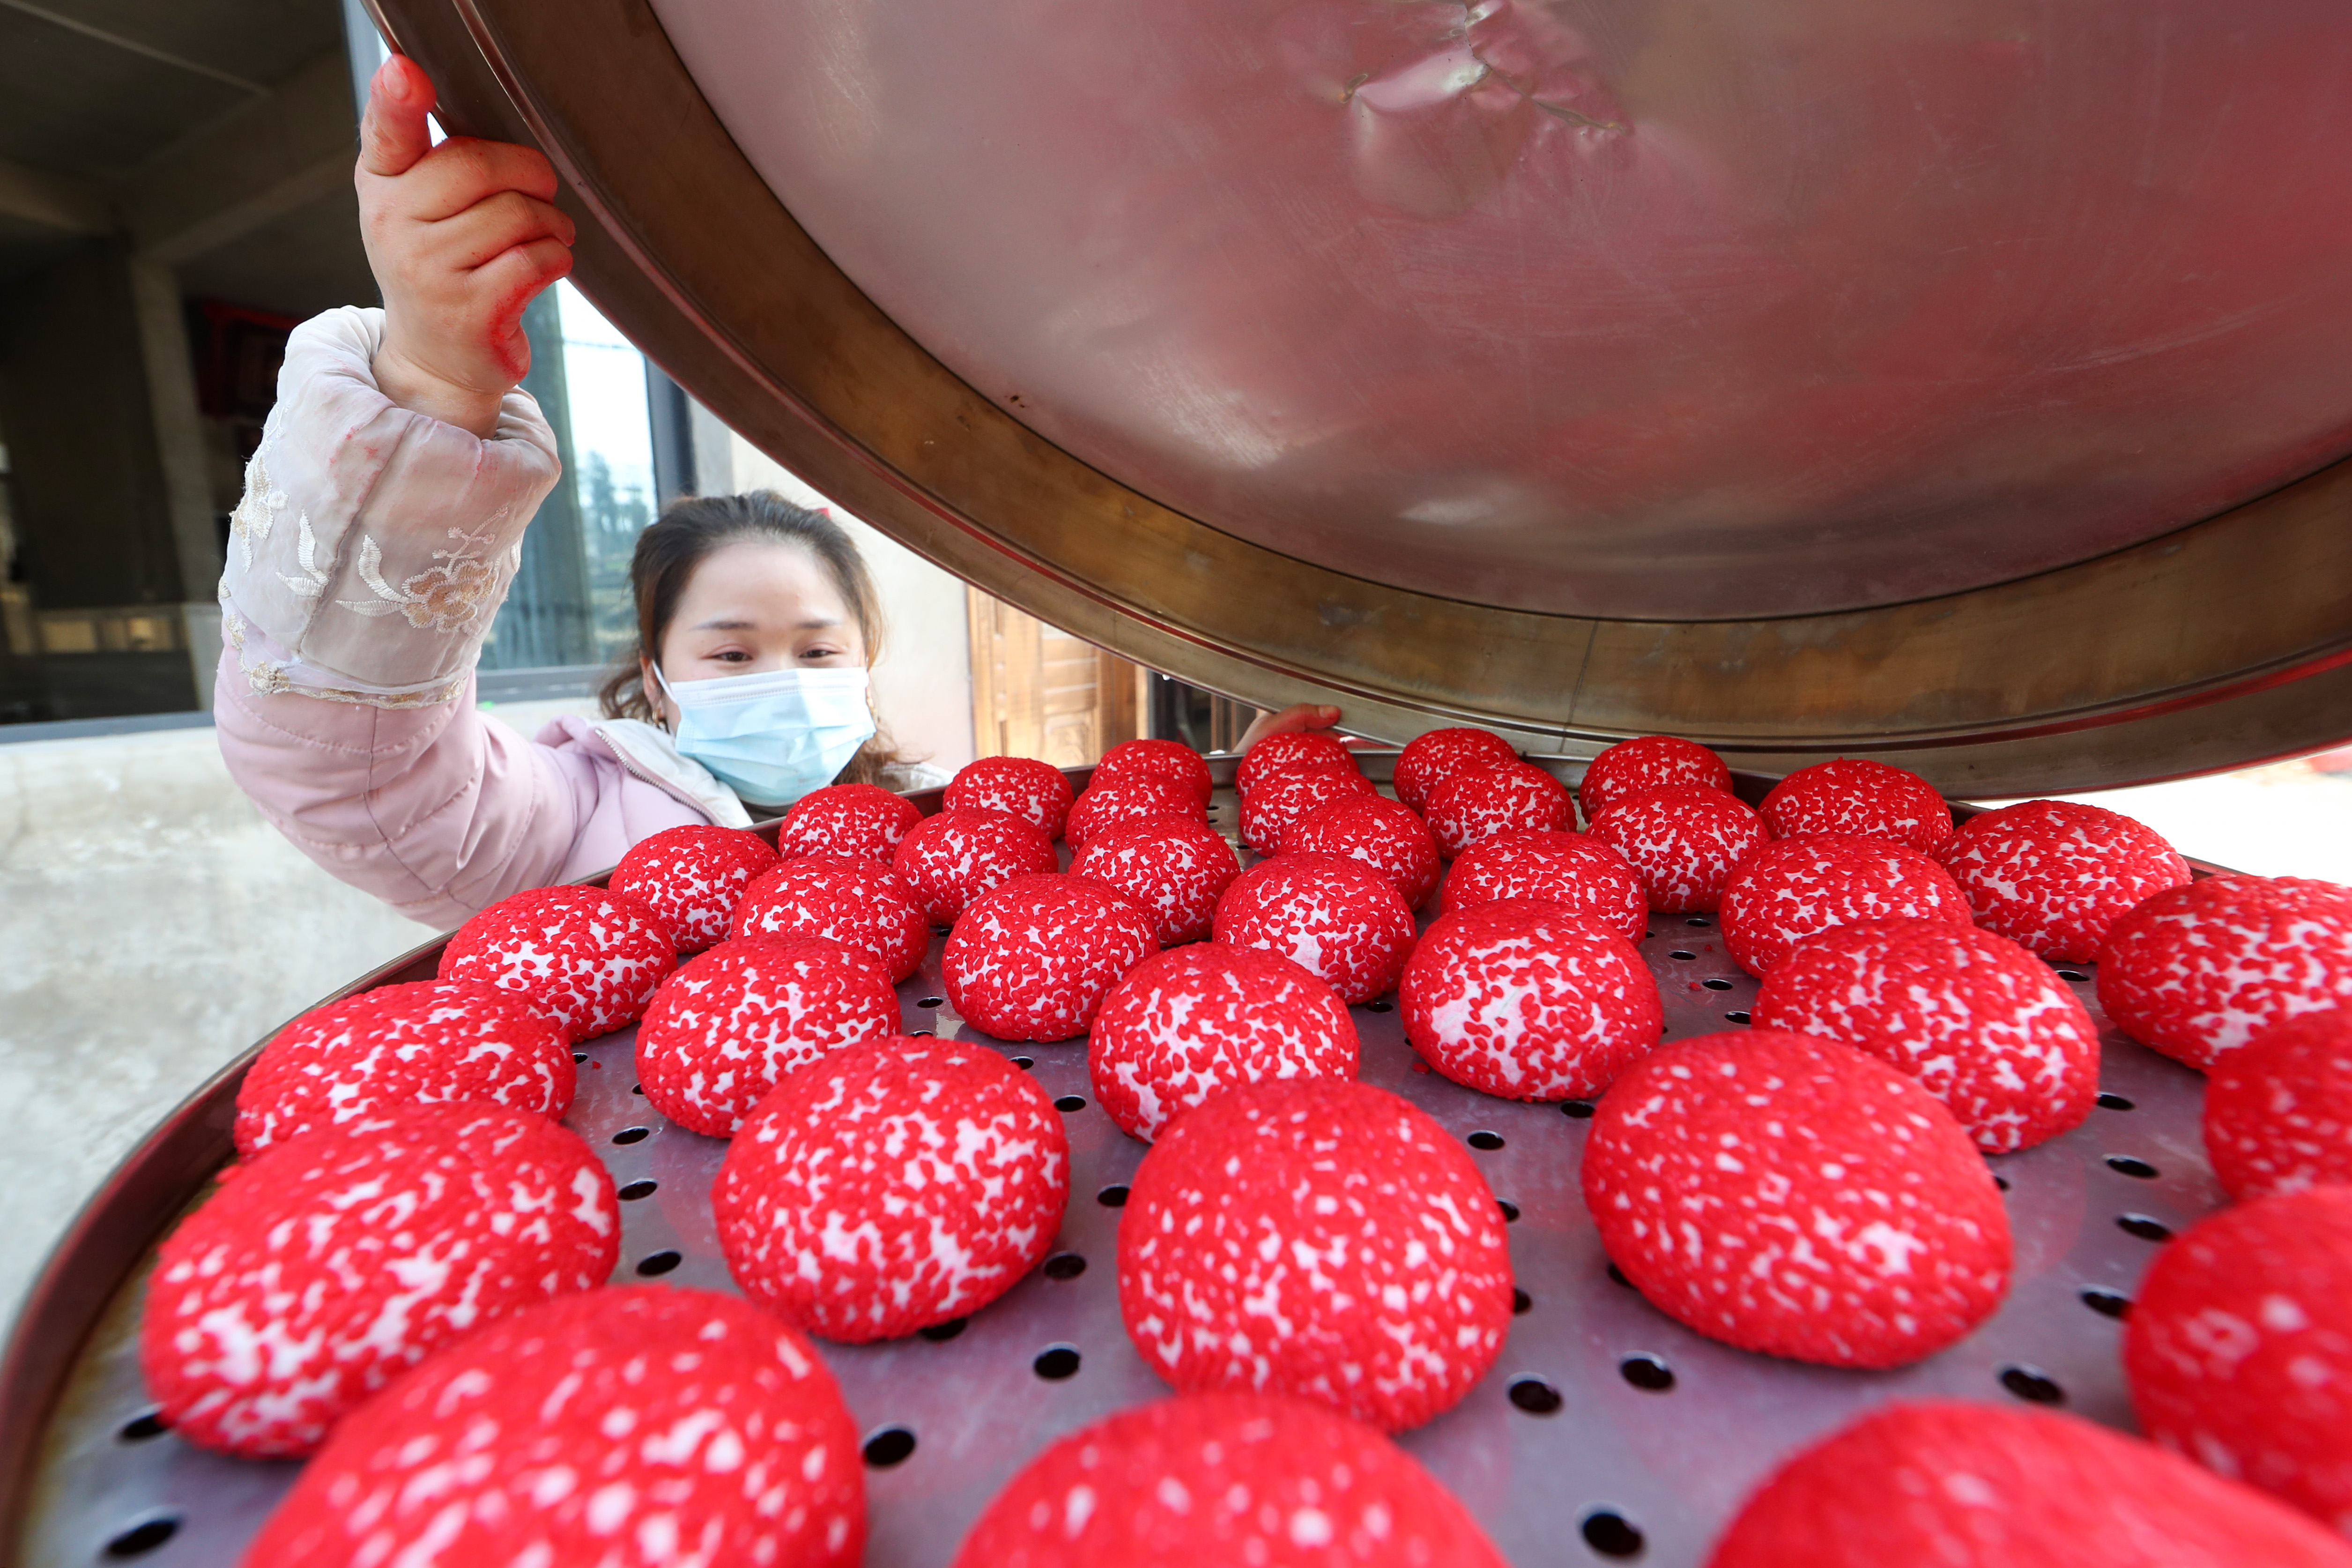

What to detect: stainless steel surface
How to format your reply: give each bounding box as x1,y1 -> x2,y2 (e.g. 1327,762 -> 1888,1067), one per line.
653,0 -> 2352,622
10,770 -> 2224,1567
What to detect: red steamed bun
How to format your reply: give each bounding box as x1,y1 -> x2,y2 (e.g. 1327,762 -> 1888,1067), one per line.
233,979 -> 571,1157
1089,944 -> 1359,1141
1280,793 -> 1443,909
1393,727 -> 1519,814
1588,784 -> 1771,914
636,936 -> 901,1136
1440,828 -> 1647,942
1760,758 -> 1954,856
1708,1400 -> 2352,1568
1067,772 -> 1205,851
717,1038 -> 1068,1341
2126,1185 -> 2352,1534
241,1288 -> 863,1568
1718,833 -> 1972,976
609,823 -> 778,953
1938,799 -> 2190,961
945,873 -> 1158,1040
1236,730 -> 1359,796
1213,853 -> 1417,1006
1119,1079 -> 1513,1432
1423,761 -> 1577,856
1579,735 -> 1733,819
946,754 -> 1076,839
439,884 -> 676,1041
2096,876 -> 2352,1070
1582,1028 -> 2010,1368
1401,901 -> 1661,1101
1095,736 -> 1215,807
891,807 -> 1060,924
731,853 -> 930,982
1240,765 -> 1375,856
775,781 -> 921,864
950,1392 -> 1507,1568
1071,815 -> 1242,947
2205,1007 -> 2352,1200
1754,919 -> 2099,1152
142,1104 -> 617,1458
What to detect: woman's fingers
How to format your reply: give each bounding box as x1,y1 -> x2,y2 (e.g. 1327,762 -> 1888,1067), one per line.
430,191 -> 577,274
1234,703 -> 1345,754
389,139 -> 563,224
358,55 -> 436,178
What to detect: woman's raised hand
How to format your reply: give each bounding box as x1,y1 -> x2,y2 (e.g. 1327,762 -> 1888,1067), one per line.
356,54 -> 576,437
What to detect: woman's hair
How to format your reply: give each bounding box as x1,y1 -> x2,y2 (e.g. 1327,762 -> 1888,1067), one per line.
596,490 -> 911,787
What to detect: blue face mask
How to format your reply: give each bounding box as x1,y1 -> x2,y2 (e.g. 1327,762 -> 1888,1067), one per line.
654,664 -> 878,808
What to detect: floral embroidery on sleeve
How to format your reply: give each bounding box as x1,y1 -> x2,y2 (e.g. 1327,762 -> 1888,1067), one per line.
229,448 -> 287,569
338,512 -> 510,633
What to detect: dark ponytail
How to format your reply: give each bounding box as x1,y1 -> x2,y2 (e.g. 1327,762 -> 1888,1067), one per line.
597,491 -> 911,786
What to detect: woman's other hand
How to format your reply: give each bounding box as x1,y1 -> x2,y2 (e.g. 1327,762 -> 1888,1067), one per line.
356,54 -> 576,437
1235,703 -> 1353,755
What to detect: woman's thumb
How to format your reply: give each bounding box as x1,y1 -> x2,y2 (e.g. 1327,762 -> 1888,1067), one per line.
359,54 -> 436,178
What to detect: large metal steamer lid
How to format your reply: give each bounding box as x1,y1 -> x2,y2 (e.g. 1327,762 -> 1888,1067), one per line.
375,0 -> 2352,795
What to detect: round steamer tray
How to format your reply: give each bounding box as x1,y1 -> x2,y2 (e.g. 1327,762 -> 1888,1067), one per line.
3,758 -> 2226,1568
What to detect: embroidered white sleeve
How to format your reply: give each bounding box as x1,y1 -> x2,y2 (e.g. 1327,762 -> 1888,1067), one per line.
216,306 -> 562,707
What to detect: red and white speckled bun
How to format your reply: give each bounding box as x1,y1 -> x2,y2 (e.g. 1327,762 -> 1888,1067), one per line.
775,781 -> 923,864
891,808 -> 1061,924
946,754 -> 1076,839
1938,799 -> 2190,961
1096,737 -> 1215,807
233,979 -> 571,1158
2126,1186 -> 2352,1533
1213,853 -> 1418,1006
1754,919 -> 2099,1153
1760,758 -> 1954,856
717,1038 -> 1068,1342
1579,735 -> 1733,820
1066,773 -> 1207,851
950,1392 -> 1508,1568
1440,828 -> 1647,942
636,936 -> 903,1137
1588,785 -> 1772,914
439,885 -> 677,1042
1423,761 -> 1578,856
1393,727 -> 1520,813
1708,1400 -> 2352,1568
1280,793 -> 1443,910
2097,876 -> 2352,1070
242,1287 -> 864,1568
1240,765 -> 1376,856
1071,816 -> 1243,947
1090,944 -> 1359,1140
1402,901 -> 1662,1101
142,1104 -> 617,1458
731,853 -> 931,982
609,823 -> 779,953
945,873 -> 1159,1041
1583,1028 -> 2010,1368
1236,730 -> 1360,796
1719,834 -> 1973,976
2206,1007 -> 2352,1200
1120,1079 -> 1513,1431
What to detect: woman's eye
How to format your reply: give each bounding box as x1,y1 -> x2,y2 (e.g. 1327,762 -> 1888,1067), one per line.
712,650 -> 751,663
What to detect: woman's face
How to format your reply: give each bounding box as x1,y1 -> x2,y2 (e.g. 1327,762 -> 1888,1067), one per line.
641,538 -> 867,729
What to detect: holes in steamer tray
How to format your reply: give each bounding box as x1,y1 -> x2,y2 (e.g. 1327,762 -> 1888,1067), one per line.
1513,1288 -> 1533,1315
1033,1345 -> 1082,1380
611,1126 -> 652,1145
918,1317 -> 968,1342
634,1250 -> 683,1277
917,996 -> 945,1009
1496,1200 -> 1521,1223
1701,978 -> 1733,991
1365,999 -> 1394,1013
2105,1155 -> 2159,1179
2117,1214 -> 2174,1243
1667,950 -> 1697,962
1507,1376 -> 1563,1415
103,1517 -> 179,1559
2081,1288 -> 2132,1320
1054,1094 -> 1087,1113
1618,1354 -> 1674,1392
1042,1253 -> 1087,1280
1468,1130 -> 1506,1151
862,1426 -> 917,1468
2054,968 -> 2089,982
571,1051 -> 587,1064
617,1179 -> 659,1201
2097,1092 -> 2135,1111
1684,917 -> 1711,928
1011,1057 -> 1034,1071
1999,1365 -> 2065,1405
1097,1184 -> 1130,1208
115,1409 -> 168,1443
1561,1100 -> 1596,1119
1724,1011 -> 1751,1026
1581,1510 -> 1645,1559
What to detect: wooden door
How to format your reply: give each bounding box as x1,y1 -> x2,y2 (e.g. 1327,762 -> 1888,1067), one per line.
967,587 -> 1147,765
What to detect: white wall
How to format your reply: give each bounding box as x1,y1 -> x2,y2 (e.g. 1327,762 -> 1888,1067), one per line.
726,436 -> 976,776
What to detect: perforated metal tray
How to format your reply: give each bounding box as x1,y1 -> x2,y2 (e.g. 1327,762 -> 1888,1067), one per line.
4,766 -> 2220,1567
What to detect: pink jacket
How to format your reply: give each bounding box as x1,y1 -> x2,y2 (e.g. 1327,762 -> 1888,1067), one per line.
215,308 -> 798,929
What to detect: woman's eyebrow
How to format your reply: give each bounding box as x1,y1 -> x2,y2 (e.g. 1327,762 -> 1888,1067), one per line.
688,614 -> 845,632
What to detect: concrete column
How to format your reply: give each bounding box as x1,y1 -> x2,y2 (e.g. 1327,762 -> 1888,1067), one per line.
127,257 -> 223,605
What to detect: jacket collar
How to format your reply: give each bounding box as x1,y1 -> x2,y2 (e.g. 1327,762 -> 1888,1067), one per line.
588,717 -> 756,829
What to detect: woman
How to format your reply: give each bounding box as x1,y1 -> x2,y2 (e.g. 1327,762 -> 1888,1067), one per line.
218,55 -> 1325,928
